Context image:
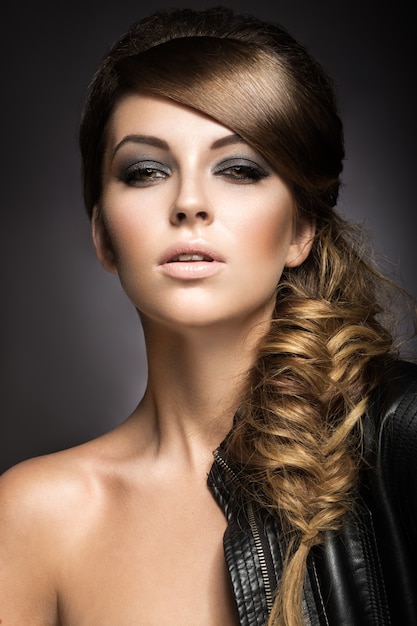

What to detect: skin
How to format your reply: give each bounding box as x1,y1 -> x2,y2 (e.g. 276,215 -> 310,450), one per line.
0,94 -> 314,625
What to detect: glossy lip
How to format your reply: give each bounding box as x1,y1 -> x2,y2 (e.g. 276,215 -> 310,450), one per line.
158,240 -> 226,280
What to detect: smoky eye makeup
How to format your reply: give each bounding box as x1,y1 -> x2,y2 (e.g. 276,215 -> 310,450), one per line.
115,156 -> 172,186
212,157 -> 270,181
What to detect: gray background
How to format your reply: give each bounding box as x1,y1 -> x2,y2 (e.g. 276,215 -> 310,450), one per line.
1,0 -> 415,474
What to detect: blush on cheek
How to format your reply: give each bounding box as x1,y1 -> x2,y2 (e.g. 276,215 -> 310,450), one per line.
245,215 -> 293,258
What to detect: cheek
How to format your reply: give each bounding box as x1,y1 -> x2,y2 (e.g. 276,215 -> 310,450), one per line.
104,218 -> 156,310
102,206 -> 153,265
234,203 -> 294,266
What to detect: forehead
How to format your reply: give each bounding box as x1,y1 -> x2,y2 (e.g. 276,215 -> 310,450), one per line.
108,93 -> 237,147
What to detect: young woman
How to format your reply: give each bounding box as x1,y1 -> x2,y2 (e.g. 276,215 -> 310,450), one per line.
0,6 -> 416,626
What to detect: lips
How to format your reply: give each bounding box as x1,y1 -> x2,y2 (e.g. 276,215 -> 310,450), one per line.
158,240 -> 226,280
159,240 -> 224,265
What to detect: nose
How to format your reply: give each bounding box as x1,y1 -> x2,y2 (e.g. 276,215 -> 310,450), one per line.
169,175 -> 213,226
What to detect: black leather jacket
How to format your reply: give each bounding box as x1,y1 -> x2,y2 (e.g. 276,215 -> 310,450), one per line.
207,360 -> 417,625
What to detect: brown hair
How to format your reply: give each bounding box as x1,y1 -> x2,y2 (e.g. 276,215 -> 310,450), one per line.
80,6 -> 343,221
79,7 -> 406,625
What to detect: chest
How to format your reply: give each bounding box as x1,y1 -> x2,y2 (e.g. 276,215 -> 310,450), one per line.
56,484 -> 239,626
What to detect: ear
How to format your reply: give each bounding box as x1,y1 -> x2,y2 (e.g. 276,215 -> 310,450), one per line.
91,206 -> 118,274
285,215 -> 316,268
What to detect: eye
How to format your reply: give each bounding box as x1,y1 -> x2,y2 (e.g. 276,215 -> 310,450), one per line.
118,160 -> 171,186
213,158 -> 269,183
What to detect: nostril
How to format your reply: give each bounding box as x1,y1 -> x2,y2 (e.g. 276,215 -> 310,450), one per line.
174,210 -> 209,222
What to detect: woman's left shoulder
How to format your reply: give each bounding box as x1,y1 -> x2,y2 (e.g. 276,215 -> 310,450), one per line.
368,358 -> 417,471
370,358 -> 417,428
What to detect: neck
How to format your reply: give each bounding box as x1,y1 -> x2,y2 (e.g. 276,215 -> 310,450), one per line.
135,319 -> 266,463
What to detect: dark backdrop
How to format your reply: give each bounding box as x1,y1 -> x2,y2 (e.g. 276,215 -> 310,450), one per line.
1,0 -> 415,474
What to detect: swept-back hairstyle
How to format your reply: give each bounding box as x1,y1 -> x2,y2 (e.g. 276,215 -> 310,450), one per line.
79,7 -> 404,625
80,6 -> 343,220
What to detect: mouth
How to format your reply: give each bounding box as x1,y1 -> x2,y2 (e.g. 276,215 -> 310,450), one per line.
159,241 -> 224,266
158,241 -> 225,280
167,253 -> 214,263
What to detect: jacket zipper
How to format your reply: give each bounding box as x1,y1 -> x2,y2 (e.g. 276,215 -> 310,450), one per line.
213,449 -> 274,615
246,500 -> 274,614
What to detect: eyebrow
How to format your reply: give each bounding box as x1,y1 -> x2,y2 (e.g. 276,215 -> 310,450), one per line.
112,134 -> 169,158
210,134 -> 245,149
111,132 -> 246,159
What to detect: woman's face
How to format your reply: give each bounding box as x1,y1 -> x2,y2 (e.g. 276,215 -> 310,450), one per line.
94,94 -> 313,333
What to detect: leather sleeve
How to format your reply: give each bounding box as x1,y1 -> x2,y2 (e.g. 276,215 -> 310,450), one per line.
310,359 -> 417,626
370,360 -> 417,623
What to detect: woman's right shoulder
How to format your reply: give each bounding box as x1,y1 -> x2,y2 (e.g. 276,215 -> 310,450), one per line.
0,450 -> 92,522
0,450 -> 99,626
0,416 -> 145,525
0,423 -> 138,538
0,449 -> 103,569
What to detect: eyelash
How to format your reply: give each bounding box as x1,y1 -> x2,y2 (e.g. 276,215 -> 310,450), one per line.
213,159 -> 269,182
118,158 -> 269,187
118,161 -> 170,186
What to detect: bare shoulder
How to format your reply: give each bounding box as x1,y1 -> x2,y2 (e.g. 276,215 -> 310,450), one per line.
2,448 -> 98,540
0,431 -> 126,626
0,450 -> 93,525
1,412 -> 138,497
0,425 -> 131,533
